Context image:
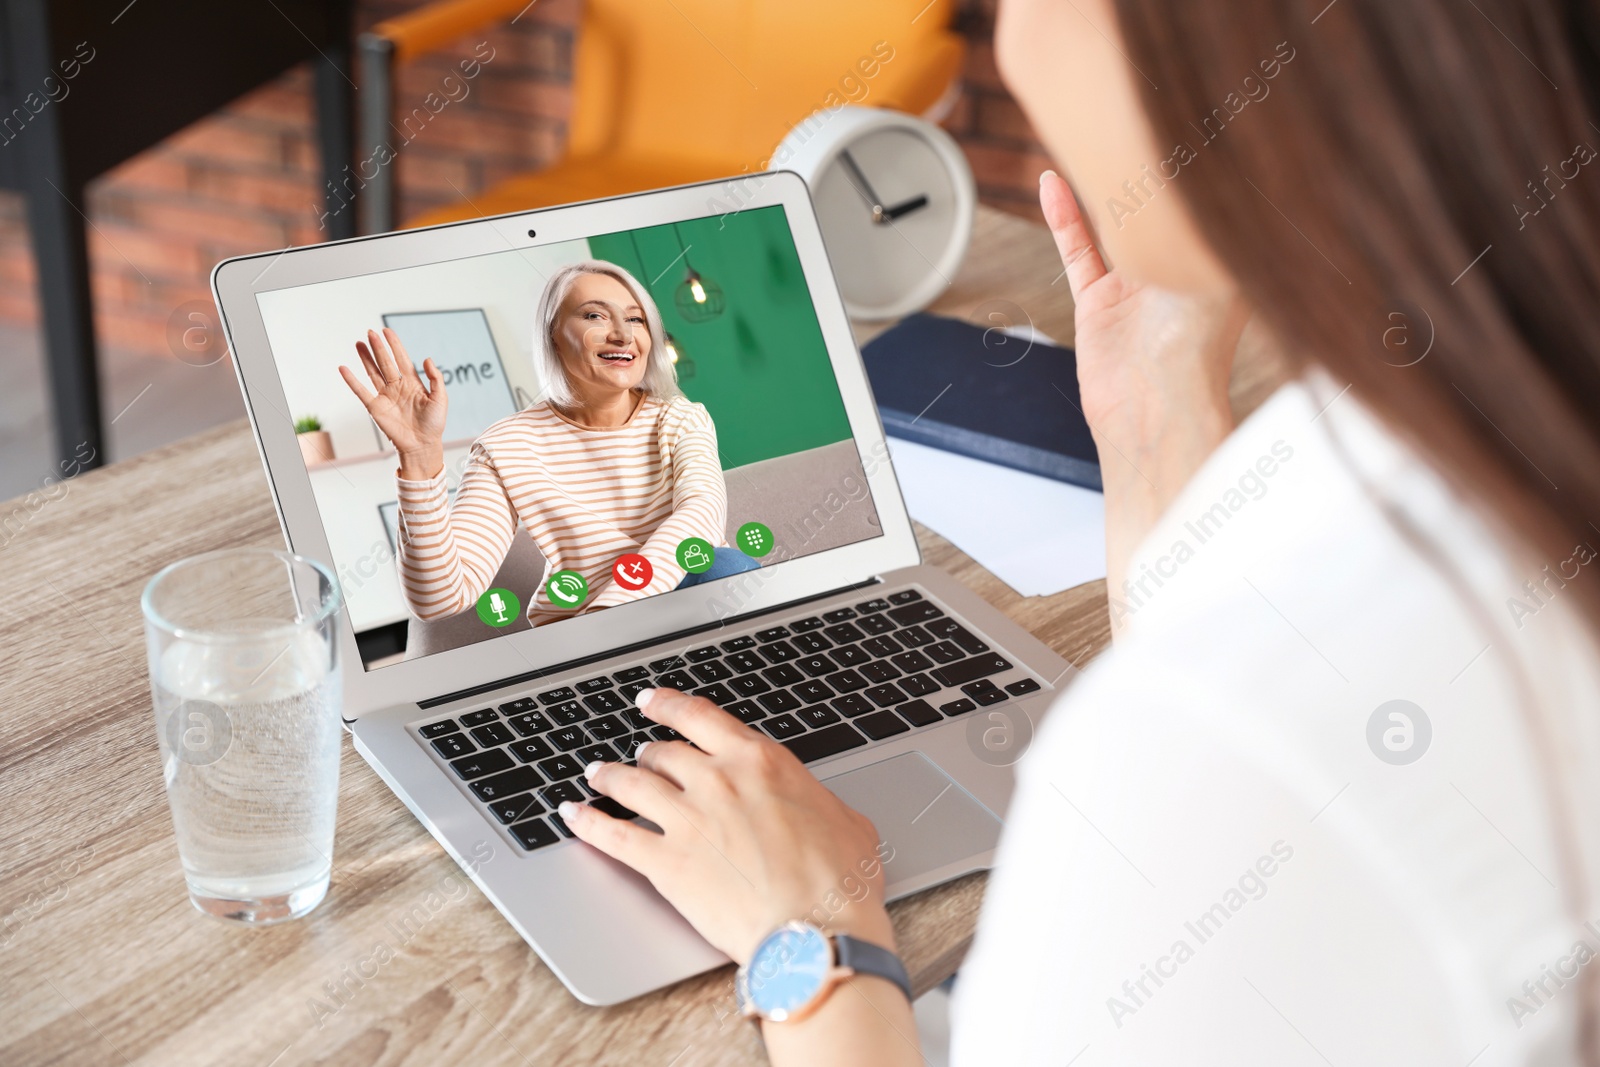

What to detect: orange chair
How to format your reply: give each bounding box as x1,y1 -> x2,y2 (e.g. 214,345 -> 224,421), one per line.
356,0 -> 964,232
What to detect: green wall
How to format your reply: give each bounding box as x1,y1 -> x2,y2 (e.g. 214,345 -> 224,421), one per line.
588,205 -> 852,470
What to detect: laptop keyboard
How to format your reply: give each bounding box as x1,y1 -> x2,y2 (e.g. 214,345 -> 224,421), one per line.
411,588 -> 1048,852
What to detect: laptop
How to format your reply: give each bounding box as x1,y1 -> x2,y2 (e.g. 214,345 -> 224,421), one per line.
212,171 -> 1074,1006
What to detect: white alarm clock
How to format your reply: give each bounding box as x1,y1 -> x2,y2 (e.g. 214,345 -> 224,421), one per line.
776,106 -> 976,321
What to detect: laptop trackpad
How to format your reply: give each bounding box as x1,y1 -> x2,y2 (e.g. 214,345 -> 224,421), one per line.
823,751 -> 1002,888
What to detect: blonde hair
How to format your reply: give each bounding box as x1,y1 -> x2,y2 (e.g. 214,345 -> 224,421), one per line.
531,260 -> 681,410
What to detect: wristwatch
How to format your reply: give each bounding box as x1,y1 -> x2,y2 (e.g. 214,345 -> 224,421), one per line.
735,921 -> 912,1023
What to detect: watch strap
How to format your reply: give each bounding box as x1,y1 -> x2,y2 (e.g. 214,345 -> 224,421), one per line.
833,934 -> 912,1003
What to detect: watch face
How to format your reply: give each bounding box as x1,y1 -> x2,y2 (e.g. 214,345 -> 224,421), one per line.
745,923 -> 832,1021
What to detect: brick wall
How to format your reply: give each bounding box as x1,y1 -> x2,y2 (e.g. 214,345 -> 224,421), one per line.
0,0 -> 1048,360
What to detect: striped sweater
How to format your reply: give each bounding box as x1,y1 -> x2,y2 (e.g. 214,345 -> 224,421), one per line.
394,393 -> 727,626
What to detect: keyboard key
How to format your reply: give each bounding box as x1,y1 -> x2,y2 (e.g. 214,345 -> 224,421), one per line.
547,701 -> 588,726
591,796 -> 638,820
897,700 -> 942,727
760,640 -> 799,663
419,719 -> 460,739
619,681 -> 652,703
549,726 -> 588,751
538,687 -> 577,706
587,715 -> 628,740
693,682 -> 737,705
857,710 -> 912,740
891,650 -> 934,673
687,645 -> 723,662
963,679 -> 1009,706
577,743 -> 616,766
470,722 -> 516,748
649,724 -> 685,742
510,817 -> 561,850
508,710 -> 554,735
656,670 -> 695,690
537,754 -> 583,780
824,622 -> 864,644
450,749 -> 515,780
925,641 -> 964,665
758,690 -> 802,714
831,694 -> 874,717
576,676 -> 614,694
500,696 -> 537,714
691,660 -> 733,683
726,700 -> 766,725
896,625 -> 934,648
857,598 -> 891,614
783,723 -> 868,763
860,661 -> 901,684
762,714 -> 806,740
472,766 -> 542,801
614,665 -> 651,683
762,664 -> 805,687
578,778 -> 602,798
888,589 -> 922,604
488,793 -> 545,824
832,645 -> 872,668
614,733 -> 653,760
726,650 -> 766,673
791,632 -> 832,654
721,635 -> 757,652
797,704 -> 841,729
861,636 -> 901,658
756,626 -> 791,642
926,618 -> 990,655
548,812 -> 575,838
940,698 -> 977,717
460,709 -> 499,727
509,737 -> 555,762
1006,678 -> 1043,696
583,690 -> 627,714
825,669 -> 869,693
794,680 -> 834,704
622,709 -> 651,731
888,601 -> 943,625
540,781 -> 585,807
865,683 -> 906,708
796,654 -> 838,678
730,674 -> 772,697
932,655 -> 1013,688
650,655 -> 687,672
822,608 -> 858,623
790,616 -> 826,632
900,674 -> 940,697
431,734 -> 474,759
858,614 -> 896,636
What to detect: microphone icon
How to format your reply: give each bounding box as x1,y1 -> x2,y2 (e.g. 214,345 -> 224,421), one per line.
489,592 -> 508,623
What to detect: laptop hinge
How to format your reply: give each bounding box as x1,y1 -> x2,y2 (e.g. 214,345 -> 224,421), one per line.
417,578 -> 882,710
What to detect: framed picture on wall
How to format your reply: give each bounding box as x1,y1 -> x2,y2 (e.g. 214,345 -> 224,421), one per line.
376,308 -> 518,450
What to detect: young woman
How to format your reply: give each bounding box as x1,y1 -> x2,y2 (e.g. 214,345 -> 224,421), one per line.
553,0 -> 1600,1063
339,261 -> 758,626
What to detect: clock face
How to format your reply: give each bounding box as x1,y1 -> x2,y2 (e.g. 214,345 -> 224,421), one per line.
812,126 -> 961,318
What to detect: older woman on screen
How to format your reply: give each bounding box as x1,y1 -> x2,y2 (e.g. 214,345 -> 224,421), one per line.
338,260 -> 758,626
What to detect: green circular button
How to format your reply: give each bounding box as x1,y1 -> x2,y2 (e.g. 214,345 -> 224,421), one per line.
476,587 -> 521,627
545,569 -> 589,609
676,537 -> 716,574
736,521 -> 774,557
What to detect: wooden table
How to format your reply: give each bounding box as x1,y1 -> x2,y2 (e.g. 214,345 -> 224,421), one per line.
0,205 -> 1284,1065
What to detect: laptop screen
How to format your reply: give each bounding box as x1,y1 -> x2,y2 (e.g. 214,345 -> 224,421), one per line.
254,204 -> 883,670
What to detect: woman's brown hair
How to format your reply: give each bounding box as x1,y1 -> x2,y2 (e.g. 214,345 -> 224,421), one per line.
1110,0 -> 1600,1055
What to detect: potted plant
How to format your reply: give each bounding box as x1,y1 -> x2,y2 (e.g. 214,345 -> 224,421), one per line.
295,415 -> 335,467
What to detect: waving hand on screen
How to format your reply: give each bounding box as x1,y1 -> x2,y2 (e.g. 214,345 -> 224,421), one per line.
338,326 -> 450,480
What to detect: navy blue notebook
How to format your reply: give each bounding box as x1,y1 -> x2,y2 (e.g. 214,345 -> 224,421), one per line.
861,313 -> 1101,491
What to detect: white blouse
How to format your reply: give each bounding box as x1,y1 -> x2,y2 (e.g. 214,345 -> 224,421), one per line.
952,377 -> 1600,1066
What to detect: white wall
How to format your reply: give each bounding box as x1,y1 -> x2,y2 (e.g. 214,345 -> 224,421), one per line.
255,238 -> 593,633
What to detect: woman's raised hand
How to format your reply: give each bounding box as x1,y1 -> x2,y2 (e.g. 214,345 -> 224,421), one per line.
338,327 -> 449,479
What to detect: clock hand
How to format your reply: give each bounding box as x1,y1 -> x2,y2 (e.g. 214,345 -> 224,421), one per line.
881,194 -> 929,221
837,149 -> 886,223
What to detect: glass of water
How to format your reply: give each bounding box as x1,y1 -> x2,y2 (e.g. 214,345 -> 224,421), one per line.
142,549 -> 343,924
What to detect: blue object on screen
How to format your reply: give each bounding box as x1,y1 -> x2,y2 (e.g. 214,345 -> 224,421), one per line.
861,313 -> 1101,491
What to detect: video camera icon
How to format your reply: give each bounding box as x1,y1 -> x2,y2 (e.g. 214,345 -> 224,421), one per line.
676,537 -> 716,575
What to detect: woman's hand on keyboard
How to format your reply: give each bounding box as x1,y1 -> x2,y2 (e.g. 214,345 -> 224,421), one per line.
559,687 -> 896,967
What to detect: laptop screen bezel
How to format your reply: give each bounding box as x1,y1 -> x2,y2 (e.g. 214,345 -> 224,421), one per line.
211,171 -> 921,716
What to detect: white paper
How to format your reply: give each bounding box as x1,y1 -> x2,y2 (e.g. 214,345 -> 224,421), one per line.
888,437 -> 1107,598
